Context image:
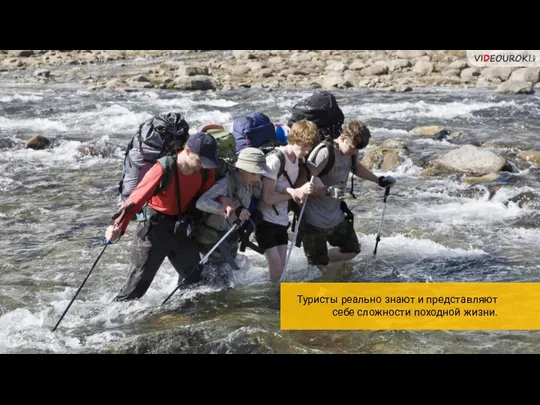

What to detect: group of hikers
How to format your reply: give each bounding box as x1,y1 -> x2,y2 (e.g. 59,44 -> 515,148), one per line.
104,91 -> 396,302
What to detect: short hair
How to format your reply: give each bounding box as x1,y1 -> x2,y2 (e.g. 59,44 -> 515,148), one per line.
287,119 -> 320,149
341,120 -> 371,149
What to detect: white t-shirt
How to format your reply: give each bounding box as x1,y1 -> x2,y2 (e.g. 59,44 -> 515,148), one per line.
258,147 -> 300,227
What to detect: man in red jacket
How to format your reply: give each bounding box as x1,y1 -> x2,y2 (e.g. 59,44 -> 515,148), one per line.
105,132 -> 218,302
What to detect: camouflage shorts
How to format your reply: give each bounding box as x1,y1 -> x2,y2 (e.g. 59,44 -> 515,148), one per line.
299,217 -> 360,266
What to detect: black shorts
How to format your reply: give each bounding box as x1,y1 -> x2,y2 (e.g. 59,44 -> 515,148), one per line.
255,220 -> 289,251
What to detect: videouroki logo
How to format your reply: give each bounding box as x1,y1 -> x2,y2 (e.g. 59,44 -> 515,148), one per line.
466,50 -> 540,67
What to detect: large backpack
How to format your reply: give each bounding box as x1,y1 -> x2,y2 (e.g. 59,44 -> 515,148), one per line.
288,91 -> 345,142
288,91 -> 349,180
117,112 -> 190,202
200,123 -> 238,181
291,92 -> 356,198
233,112 -> 280,155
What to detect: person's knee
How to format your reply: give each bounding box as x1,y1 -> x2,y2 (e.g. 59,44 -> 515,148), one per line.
302,232 -> 328,266
340,241 -> 361,255
305,248 -> 330,266
332,219 -> 361,255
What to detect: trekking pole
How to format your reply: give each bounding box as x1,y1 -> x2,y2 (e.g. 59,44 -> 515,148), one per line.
280,177 -> 314,282
161,220 -> 240,306
52,241 -> 110,332
373,187 -> 391,256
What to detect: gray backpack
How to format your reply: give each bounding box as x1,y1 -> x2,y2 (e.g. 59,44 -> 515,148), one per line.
117,112 -> 190,201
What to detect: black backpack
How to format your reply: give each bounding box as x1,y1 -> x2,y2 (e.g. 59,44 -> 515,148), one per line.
290,92 -> 356,198
116,112 -> 190,223
288,91 -> 345,142
117,112 -> 190,201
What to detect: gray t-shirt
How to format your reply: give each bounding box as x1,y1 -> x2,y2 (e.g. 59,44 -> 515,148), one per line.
304,142 -> 355,229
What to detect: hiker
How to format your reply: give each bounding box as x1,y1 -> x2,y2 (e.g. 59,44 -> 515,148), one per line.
300,120 -> 396,267
194,147 -> 270,286
230,111 -> 282,255
255,119 -> 320,281
104,132 -> 219,301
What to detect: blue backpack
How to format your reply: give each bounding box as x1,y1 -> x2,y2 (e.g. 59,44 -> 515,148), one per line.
232,112 -> 279,155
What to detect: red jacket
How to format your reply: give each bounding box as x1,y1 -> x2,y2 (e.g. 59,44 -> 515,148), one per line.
114,161 -> 215,233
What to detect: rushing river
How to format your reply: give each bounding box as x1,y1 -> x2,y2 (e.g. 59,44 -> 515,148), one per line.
1,70 -> 539,353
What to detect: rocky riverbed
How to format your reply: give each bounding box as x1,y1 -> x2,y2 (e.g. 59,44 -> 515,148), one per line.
1,50 -> 539,94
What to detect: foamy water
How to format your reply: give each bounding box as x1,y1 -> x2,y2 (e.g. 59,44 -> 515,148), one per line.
1,83 -> 539,354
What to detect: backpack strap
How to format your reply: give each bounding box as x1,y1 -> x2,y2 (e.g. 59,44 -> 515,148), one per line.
266,149 -> 297,216
171,157 -> 182,222
271,148 -> 306,231
310,144 -> 356,198
155,156 -> 191,234
134,155 -> 177,222
117,133 -> 137,196
349,154 -> 357,199
155,155 -> 176,196
201,168 -> 209,183
274,149 -> 298,188
308,140 -> 335,179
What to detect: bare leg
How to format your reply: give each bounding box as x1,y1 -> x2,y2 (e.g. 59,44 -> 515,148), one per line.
328,248 -> 358,263
264,246 -> 285,281
277,244 -> 287,264
326,218 -> 361,264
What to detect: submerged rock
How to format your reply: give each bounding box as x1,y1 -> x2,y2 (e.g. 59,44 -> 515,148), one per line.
26,135 -> 51,150
506,191 -> 540,209
464,172 -> 500,185
517,151 -> 540,166
411,125 -> 447,136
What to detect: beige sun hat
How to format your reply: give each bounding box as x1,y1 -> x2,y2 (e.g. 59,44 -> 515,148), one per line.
235,147 -> 271,175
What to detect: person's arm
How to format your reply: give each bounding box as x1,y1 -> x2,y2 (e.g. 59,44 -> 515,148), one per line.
262,176 -> 289,205
354,159 -> 380,184
354,159 -> 397,188
261,154 -> 295,205
262,177 -> 311,205
310,177 -> 327,196
304,146 -> 330,196
105,162 -> 163,242
195,177 -> 231,215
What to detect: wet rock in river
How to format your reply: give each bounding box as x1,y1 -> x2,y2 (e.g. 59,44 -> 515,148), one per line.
26,135 -> 51,150
436,144 -> 507,175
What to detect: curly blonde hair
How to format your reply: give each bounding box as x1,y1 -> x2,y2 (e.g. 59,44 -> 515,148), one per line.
287,119 -> 320,148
